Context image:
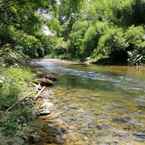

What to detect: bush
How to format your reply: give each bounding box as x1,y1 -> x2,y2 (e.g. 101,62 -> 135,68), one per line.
69,20 -> 89,58
0,67 -> 34,139
125,25 -> 145,64
1,107 -> 33,136
0,44 -> 27,66
90,27 -> 128,64
82,21 -> 110,59
0,67 -> 33,110
111,0 -> 134,25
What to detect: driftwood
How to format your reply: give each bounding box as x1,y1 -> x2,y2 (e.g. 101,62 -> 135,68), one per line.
34,86 -> 46,100
5,73 -> 54,113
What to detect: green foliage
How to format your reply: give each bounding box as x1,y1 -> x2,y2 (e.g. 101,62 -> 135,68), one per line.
0,67 -> 33,110
111,0 -> 134,25
57,0 -> 145,64
69,20 -> 89,58
0,0 -> 57,58
82,22 -> 110,59
82,25 -> 97,56
0,44 -> 27,66
1,107 -> 33,136
89,27 -> 128,64
125,26 -> 145,64
48,18 -> 62,34
0,67 -> 34,142
0,81 -> 18,110
125,26 -> 145,47
1,0 -> 145,64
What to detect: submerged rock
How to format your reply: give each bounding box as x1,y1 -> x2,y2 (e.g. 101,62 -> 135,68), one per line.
133,132 -> 145,141
96,124 -> 110,130
32,75 -> 89,145
46,125 -> 66,144
112,117 -> 131,124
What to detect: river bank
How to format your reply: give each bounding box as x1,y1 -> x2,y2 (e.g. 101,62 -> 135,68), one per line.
29,70 -> 88,145
0,62 -> 89,145
1,58 -> 145,145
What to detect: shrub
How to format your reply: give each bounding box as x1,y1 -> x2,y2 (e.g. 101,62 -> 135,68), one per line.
1,107 -> 33,136
0,44 -> 27,66
82,21 -> 110,59
90,27 -> 128,64
125,25 -> 145,64
69,20 -> 89,58
0,67 -> 33,110
0,67 -> 34,144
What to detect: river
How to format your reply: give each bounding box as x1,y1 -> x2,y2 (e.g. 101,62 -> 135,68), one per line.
32,59 -> 145,145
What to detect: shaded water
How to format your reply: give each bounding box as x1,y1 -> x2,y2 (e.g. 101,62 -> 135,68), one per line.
32,59 -> 145,145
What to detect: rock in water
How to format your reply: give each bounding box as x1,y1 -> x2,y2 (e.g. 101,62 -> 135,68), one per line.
133,132 -> 145,141
37,73 -> 57,81
39,109 -> 51,116
39,78 -> 54,87
37,102 -> 54,116
45,74 -> 57,81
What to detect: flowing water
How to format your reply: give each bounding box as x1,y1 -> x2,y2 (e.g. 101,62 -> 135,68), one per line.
32,59 -> 145,145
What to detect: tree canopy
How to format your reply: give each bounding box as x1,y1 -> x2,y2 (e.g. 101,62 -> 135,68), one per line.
1,0 -> 145,64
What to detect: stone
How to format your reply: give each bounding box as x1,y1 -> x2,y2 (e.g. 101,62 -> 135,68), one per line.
133,132 -> 145,141
28,133 -> 41,144
45,125 -> 66,144
37,73 -> 57,81
39,78 -> 54,87
45,74 -> 57,81
96,124 -> 110,130
112,117 -> 131,124
37,102 -> 54,116
38,109 -> 51,116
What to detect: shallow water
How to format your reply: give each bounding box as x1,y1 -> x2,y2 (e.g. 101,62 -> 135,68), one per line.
33,60 -> 145,145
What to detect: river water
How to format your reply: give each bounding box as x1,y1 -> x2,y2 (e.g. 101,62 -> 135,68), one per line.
32,59 -> 145,145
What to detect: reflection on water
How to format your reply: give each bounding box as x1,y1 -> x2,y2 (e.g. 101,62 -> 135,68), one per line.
33,60 -> 145,145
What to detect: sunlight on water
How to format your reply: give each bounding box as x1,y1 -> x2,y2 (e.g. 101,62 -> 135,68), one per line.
33,60 -> 145,145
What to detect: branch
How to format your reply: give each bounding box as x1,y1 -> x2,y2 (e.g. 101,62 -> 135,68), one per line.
6,86 -> 46,112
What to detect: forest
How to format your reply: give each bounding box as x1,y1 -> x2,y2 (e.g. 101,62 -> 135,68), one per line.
1,0 -> 145,145
1,0 -> 145,65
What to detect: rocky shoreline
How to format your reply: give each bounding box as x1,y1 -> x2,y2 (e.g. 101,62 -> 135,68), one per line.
30,72 -> 89,145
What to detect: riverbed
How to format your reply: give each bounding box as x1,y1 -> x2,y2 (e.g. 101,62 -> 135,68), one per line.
32,59 -> 145,145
